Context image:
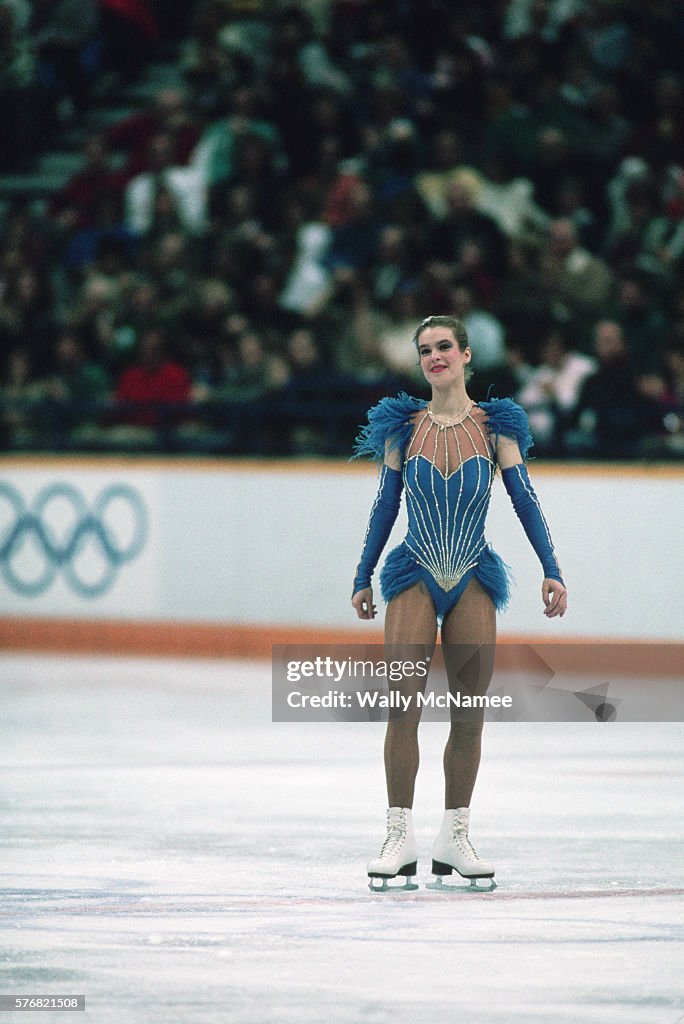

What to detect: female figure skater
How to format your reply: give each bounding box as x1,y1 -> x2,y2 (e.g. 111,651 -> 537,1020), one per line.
351,315 -> 567,891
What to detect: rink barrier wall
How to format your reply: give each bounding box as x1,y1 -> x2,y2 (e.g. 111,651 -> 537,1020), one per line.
1,456 -> 683,664
0,616 -> 683,676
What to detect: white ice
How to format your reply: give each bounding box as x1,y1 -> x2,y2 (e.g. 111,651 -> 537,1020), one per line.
1,654 -> 683,1024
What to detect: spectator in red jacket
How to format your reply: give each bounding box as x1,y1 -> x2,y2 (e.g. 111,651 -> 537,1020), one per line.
105,88 -> 201,183
50,135 -> 123,230
115,326 -> 190,425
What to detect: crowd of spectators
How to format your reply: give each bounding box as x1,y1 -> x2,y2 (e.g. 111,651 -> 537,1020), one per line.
1,0 -> 683,457
0,0 -> 188,167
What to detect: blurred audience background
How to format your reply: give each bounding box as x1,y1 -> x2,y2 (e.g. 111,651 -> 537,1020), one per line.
1,0 -> 683,457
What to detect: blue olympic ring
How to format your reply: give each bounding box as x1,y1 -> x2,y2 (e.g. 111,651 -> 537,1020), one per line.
0,482 -> 148,598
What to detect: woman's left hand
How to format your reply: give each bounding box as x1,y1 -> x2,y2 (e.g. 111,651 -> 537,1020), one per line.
542,578 -> 567,618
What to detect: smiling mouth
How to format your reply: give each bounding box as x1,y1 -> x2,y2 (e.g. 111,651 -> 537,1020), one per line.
431,365 -> 447,372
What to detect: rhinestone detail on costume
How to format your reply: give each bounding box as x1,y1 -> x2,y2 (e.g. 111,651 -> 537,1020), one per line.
402,408 -> 495,593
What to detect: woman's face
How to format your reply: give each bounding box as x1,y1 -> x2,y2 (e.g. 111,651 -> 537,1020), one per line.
416,326 -> 471,387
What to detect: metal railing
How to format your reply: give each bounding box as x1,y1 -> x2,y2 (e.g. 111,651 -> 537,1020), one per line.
0,377 -> 406,456
1,380 -> 682,460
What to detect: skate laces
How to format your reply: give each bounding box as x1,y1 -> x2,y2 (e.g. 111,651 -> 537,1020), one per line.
451,818 -> 478,861
379,811 -> 407,858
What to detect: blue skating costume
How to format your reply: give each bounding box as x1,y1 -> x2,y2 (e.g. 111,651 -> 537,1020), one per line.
352,393 -> 563,620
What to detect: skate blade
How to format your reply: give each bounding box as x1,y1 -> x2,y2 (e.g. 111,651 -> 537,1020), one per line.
368,876 -> 419,894
426,875 -> 497,893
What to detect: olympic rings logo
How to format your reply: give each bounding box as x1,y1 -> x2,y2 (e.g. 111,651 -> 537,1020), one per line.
0,483 -> 148,598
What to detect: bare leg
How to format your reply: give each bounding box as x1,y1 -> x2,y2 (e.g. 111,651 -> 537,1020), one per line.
382,582 -> 438,807
441,577 -> 496,809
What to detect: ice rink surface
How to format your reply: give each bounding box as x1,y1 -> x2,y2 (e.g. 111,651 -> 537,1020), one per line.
1,654 -> 683,1024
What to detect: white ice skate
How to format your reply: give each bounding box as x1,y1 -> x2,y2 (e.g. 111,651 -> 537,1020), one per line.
367,807 -> 419,893
427,807 -> 496,892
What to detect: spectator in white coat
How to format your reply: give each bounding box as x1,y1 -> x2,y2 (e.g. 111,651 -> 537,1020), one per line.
518,324 -> 597,450
125,132 -> 207,237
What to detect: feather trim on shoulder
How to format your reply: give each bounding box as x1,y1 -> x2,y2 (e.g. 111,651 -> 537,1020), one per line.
479,397 -> 534,460
352,392 -> 427,461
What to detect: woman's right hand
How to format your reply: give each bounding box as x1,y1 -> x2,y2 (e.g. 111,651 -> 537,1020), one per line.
352,587 -> 376,620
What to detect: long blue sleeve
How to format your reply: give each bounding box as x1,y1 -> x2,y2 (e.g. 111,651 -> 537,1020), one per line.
352,465 -> 403,596
502,464 -> 564,584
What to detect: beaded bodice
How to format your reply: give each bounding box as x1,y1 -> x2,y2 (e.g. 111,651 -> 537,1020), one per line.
401,405 -> 496,592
